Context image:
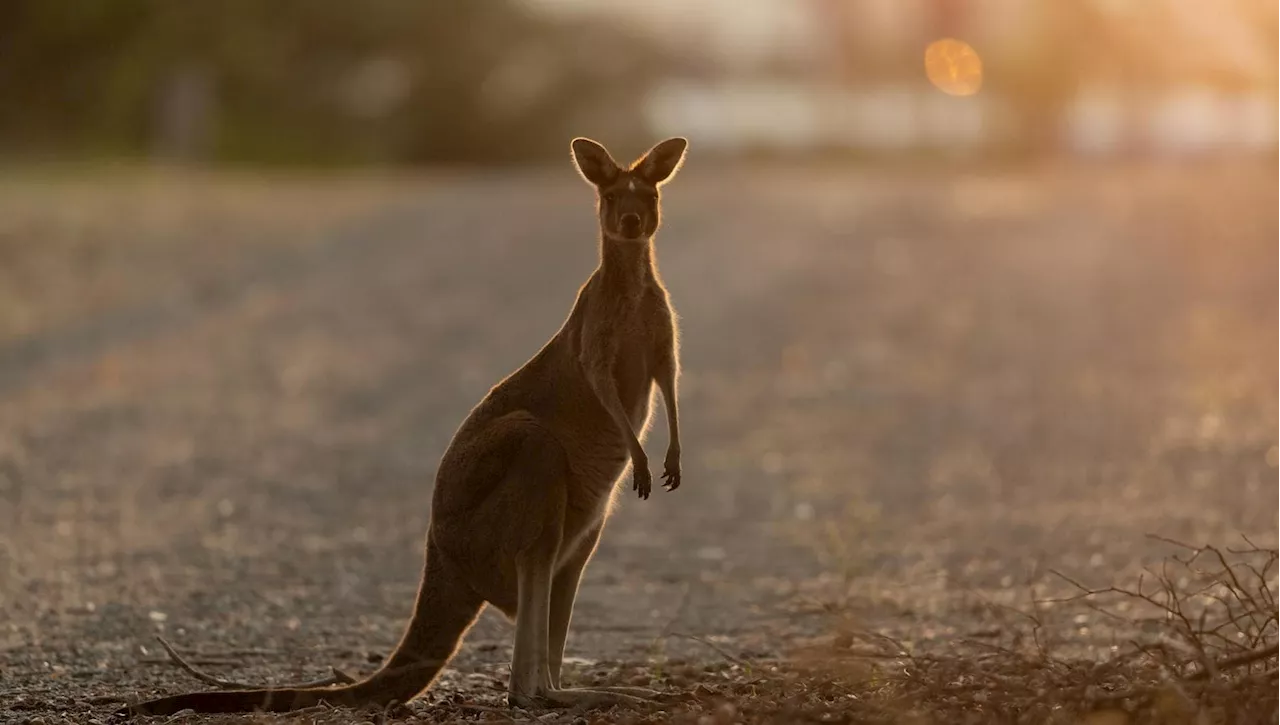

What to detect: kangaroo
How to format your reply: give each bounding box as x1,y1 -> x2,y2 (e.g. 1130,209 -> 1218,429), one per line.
120,136 -> 689,718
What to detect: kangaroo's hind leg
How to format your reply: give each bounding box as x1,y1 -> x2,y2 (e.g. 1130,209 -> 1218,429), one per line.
546,527 -> 658,699
509,549 -> 648,710
547,525 -> 600,690
498,435 -> 648,711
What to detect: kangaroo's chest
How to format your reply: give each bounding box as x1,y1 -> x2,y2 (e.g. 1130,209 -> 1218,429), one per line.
561,287 -> 665,487
572,337 -> 653,487
612,292 -> 669,424
613,335 -> 654,428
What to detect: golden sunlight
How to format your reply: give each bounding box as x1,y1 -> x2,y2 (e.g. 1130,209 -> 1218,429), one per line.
925,38 -> 983,96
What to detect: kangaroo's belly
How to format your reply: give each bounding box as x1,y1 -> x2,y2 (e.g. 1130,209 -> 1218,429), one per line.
473,334 -> 656,491
562,381 -> 655,491
564,410 -> 644,485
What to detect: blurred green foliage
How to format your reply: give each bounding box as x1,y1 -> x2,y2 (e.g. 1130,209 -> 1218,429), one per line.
0,1 -> 666,165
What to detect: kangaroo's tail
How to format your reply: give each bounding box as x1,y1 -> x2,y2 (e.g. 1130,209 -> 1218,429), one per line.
119,537 -> 482,717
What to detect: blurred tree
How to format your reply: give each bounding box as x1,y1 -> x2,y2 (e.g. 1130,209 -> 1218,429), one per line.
0,1 -> 671,165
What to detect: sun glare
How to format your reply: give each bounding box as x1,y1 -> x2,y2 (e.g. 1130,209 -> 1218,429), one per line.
925,38 -> 983,97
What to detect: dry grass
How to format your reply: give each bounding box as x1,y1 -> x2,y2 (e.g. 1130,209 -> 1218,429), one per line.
504,540 -> 1276,725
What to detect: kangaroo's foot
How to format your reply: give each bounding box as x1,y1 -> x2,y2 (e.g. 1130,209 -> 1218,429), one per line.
509,686 -> 651,711
578,685 -> 660,699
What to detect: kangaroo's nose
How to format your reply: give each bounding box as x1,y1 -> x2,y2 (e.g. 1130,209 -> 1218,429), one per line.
620,213 -> 641,233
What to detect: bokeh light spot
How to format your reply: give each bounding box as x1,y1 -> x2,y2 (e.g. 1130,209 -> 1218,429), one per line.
925,38 -> 983,97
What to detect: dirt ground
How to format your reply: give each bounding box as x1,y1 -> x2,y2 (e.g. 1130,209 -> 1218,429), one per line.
0,161 -> 1275,724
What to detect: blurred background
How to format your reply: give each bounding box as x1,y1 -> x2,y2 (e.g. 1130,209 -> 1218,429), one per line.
2,0 -> 1276,165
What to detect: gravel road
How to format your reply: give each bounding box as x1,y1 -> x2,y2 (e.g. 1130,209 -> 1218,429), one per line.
0,162 -> 1275,723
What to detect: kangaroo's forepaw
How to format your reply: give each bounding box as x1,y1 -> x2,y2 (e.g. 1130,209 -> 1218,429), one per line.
661,467 -> 680,492
662,450 -> 681,491
633,467 -> 652,500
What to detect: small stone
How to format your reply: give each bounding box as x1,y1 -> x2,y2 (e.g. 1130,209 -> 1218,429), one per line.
696,546 -> 726,561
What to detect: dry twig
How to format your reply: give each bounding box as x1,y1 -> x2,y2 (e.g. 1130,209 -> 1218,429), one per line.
154,635 -> 357,690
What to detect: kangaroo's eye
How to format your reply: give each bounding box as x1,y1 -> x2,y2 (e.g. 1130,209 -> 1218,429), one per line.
602,192 -> 617,204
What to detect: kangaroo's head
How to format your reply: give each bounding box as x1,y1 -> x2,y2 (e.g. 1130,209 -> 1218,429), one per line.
570,136 -> 688,243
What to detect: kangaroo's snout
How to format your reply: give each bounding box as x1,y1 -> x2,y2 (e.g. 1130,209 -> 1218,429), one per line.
620,213 -> 642,236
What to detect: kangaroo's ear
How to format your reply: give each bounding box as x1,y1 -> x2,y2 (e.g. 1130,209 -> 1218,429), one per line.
571,137 -> 620,187
634,137 -> 688,186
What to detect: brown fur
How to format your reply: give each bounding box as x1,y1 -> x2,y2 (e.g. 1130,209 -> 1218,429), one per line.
120,136 -> 689,717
